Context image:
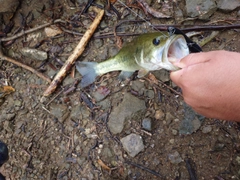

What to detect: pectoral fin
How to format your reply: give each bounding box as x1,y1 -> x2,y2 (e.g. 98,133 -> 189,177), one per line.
118,71 -> 134,81
137,68 -> 149,78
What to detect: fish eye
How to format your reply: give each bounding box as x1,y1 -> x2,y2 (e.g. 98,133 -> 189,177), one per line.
152,37 -> 160,46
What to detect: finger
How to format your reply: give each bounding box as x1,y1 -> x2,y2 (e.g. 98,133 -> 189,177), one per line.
170,69 -> 183,87
173,51 -> 213,68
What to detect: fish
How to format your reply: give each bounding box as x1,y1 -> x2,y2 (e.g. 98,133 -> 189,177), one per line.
76,32 -> 190,88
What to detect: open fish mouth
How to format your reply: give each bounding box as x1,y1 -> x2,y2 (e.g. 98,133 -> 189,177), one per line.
165,34 -> 190,64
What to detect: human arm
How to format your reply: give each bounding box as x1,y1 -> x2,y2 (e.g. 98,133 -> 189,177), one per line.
170,50 -> 240,121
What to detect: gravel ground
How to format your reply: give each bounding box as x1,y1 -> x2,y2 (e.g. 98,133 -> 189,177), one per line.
0,0 -> 240,179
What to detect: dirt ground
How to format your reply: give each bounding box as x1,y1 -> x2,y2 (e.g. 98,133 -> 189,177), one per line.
0,0 -> 240,179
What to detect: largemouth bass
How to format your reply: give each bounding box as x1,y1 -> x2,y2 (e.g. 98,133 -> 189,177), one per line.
76,32 -> 189,87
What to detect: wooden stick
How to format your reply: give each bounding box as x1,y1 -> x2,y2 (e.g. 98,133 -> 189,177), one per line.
1,19 -> 65,42
0,48 -> 51,83
43,8 -> 104,96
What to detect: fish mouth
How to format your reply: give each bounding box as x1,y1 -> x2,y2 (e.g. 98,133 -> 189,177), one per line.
164,35 -> 189,69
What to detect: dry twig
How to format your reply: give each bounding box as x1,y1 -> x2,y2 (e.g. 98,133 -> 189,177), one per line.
0,46 -> 51,83
1,19 -> 65,42
136,0 -> 171,18
43,8 -> 104,96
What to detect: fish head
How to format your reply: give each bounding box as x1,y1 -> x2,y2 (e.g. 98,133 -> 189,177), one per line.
134,32 -> 189,71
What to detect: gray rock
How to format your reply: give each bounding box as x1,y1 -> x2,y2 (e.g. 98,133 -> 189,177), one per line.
0,111 -> 16,121
236,156 -> 240,165
144,89 -> 155,99
108,93 -> 146,134
185,0 -> 217,20
131,80 -> 145,95
218,0 -> 240,12
171,129 -> 178,136
179,102 -> 205,135
152,69 -> 170,82
92,86 -> 110,102
70,105 -> 90,121
202,125 -> 212,133
50,104 -> 70,123
165,112 -> 174,125
120,133 -> 144,157
20,47 -> 48,61
0,0 -> 19,13
142,118 -> 152,131
168,151 -> 183,164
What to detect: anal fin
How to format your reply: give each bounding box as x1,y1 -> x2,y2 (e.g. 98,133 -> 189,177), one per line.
137,68 -> 149,78
118,71 -> 134,81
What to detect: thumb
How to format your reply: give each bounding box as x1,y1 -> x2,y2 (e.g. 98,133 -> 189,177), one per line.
170,68 -> 183,87
173,52 -> 209,69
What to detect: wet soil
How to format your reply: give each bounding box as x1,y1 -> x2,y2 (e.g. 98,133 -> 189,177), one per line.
0,0 -> 240,179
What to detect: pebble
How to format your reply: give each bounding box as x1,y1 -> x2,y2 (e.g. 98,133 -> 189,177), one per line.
44,26 -> 62,37
120,133 -> 144,157
168,151 -> 183,164
165,112 -> 174,125
171,129 -> 178,136
236,156 -> 240,165
185,0 -> 217,20
20,47 -> 48,61
152,69 -> 170,82
202,125 -> 212,134
142,118 -> 152,131
50,104 -> 70,123
155,109 -> 164,120
218,0 -> 240,12
169,139 -> 175,144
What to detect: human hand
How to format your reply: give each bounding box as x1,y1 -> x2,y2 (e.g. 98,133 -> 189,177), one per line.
170,50 -> 240,121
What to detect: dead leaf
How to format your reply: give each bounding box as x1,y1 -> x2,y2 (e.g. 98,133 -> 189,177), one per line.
148,73 -> 158,84
97,159 -> 111,172
0,85 -> 15,98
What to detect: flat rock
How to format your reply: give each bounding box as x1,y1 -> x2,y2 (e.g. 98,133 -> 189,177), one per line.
120,133 -> 144,157
218,0 -> 240,12
142,118 -> 152,131
185,0 -> 217,20
0,0 -> 19,13
179,102 -> 205,135
168,151 -> 183,164
152,69 -> 170,82
108,93 -> 146,134
50,104 -> 70,123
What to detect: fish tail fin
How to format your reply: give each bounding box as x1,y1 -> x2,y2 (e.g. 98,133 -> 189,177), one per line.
76,61 -> 98,87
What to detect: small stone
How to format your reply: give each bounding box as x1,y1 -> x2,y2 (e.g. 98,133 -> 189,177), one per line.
50,104 -> 70,123
44,26 -> 62,37
92,86 -> 110,102
155,109 -> 164,120
142,118 -> 152,131
152,69 -> 170,82
14,99 -> 22,107
120,133 -> 144,157
165,112 -> 174,124
218,0 -> 240,12
172,129 -> 178,136
169,139 -> 175,144
185,0 -> 217,20
236,156 -> 240,165
202,125 -> 212,134
168,151 -> 183,164
144,89 -> 155,99
20,47 -> 48,61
